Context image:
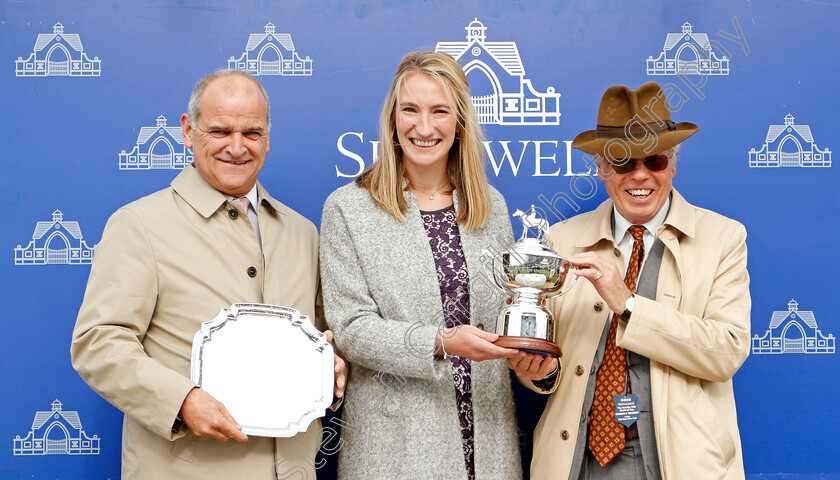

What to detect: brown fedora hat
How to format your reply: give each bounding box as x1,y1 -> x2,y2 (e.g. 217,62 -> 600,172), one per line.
572,81 -> 699,158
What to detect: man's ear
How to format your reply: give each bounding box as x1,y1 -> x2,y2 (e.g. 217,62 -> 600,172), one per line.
594,156 -> 614,181
181,113 -> 194,149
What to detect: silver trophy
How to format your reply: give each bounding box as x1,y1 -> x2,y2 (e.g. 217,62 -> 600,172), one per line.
484,205 -> 576,357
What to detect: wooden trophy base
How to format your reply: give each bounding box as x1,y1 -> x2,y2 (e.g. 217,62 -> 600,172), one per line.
494,335 -> 561,358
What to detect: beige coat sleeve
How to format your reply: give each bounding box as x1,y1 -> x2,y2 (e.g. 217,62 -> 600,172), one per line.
70,207 -> 195,440
617,222 -> 751,382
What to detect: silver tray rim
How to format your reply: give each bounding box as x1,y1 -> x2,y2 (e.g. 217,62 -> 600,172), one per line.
189,303 -> 333,437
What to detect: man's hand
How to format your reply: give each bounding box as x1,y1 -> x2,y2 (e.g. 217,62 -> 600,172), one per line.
179,388 -> 248,442
569,251 -> 632,314
324,330 -> 346,399
436,325 -> 519,362
509,351 -> 558,381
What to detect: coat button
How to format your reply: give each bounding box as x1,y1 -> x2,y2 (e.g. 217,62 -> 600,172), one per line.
228,209 -> 238,219
560,430 -> 569,440
613,248 -> 620,257
594,302 -> 604,312
575,365 -> 585,376
476,323 -> 485,331
247,266 -> 257,277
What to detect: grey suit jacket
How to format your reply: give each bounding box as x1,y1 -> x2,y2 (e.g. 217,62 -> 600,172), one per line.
320,182 -> 522,480
71,165 -> 323,480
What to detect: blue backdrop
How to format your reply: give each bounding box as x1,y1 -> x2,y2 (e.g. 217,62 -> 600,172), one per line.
2,1 -> 838,478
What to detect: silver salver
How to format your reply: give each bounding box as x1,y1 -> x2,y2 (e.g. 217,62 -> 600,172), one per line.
190,303 -> 334,437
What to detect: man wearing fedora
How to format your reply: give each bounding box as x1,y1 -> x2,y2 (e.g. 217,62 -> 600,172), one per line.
510,81 -> 750,479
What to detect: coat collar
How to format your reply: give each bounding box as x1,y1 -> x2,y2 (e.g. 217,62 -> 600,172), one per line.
661,188 -> 695,239
574,188 -> 695,249
171,164 -> 285,218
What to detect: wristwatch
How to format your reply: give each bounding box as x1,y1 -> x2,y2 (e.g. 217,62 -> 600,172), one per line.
618,294 -> 635,321
171,415 -> 184,434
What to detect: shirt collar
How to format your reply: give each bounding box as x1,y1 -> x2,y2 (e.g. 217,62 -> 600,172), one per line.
226,184 -> 258,209
574,188 -> 695,249
612,195 -> 671,241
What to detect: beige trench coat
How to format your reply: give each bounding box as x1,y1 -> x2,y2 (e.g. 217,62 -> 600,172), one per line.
71,166 -> 323,480
526,189 -> 750,480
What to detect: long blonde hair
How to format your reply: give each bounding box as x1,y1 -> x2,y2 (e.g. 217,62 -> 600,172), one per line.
356,51 -> 491,230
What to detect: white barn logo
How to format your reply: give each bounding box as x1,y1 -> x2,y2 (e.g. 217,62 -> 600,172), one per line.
13,400 -> 100,455
752,300 -> 835,354
14,210 -> 96,265
646,22 -> 729,76
749,114 -> 832,167
435,18 -> 561,125
120,115 -> 193,170
15,22 -> 101,77
228,22 -> 312,76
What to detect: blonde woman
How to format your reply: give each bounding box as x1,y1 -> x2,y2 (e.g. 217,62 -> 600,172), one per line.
320,51 -> 522,479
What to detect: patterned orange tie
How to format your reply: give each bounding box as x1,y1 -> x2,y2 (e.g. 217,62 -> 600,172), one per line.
588,224 -> 646,467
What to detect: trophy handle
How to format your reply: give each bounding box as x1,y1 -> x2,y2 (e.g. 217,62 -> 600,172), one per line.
545,263 -> 578,299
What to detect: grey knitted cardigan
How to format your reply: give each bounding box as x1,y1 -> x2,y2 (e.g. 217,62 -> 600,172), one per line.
320,182 -> 522,480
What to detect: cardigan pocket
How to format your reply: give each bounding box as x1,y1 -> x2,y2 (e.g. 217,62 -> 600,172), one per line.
346,370 -> 405,418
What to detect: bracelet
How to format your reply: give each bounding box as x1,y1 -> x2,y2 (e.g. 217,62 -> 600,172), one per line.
439,330 -> 449,359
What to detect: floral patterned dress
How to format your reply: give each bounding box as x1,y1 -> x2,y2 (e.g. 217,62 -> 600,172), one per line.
421,206 -> 475,480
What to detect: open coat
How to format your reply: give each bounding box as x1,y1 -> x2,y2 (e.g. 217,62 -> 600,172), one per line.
320,183 -> 521,480
526,189 -> 750,480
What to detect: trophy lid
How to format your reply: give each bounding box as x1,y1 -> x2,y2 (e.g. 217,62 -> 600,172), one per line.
506,237 -> 562,259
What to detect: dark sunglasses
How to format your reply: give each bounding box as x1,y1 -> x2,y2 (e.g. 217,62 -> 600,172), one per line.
606,154 -> 670,174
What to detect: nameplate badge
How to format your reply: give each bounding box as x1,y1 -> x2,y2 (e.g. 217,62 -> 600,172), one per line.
613,393 -> 640,427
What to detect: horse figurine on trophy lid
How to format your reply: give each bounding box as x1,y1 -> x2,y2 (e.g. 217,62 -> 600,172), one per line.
512,205 -> 550,242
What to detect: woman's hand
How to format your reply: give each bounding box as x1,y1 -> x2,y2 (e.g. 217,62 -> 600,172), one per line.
435,325 -> 519,361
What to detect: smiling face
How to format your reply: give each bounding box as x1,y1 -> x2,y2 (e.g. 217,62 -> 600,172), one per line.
180,75 -> 270,197
599,149 -> 676,224
395,73 -> 458,175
